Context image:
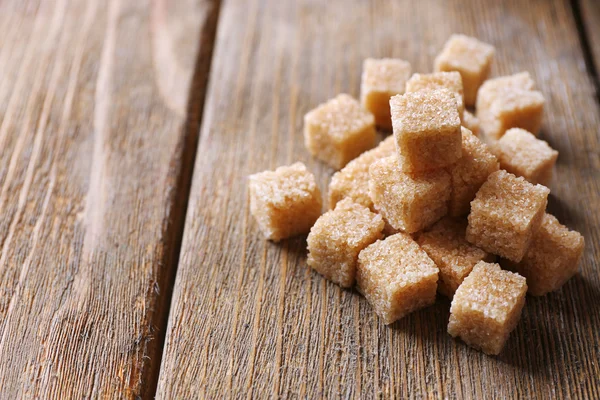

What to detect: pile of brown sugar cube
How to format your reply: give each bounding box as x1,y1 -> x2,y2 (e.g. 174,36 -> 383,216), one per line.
248,34 -> 585,356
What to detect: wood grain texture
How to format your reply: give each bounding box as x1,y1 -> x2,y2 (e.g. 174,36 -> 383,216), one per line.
579,0 -> 600,94
580,0 -> 600,60
0,0 -> 218,397
157,0 -> 600,398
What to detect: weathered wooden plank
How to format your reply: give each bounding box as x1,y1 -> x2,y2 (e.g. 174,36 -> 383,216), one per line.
0,0 -> 218,397
579,0 -> 600,95
158,0 -> 600,398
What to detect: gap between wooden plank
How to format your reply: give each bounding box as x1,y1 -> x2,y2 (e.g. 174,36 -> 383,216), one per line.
0,1 -> 221,397
145,0 -> 223,398
570,0 -> 600,105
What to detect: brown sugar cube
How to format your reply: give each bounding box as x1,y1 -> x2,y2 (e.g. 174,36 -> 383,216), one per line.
369,155 -> 451,233
434,34 -> 495,106
249,162 -> 322,242
448,261 -> 527,355
391,89 -> 462,172
304,94 -> 377,170
479,90 -> 545,141
360,58 -> 412,130
417,217 -> 494,298
405,71 -> 465,119
476,72 -> 545,140
504,214 -> 585,296
466,170 -> 549,262
462,110 -> 480,137
307,198 -> 384,287
476,72 -> 536,109
357,233 -> 439,324
491,128 -> 558,186
328,136 -> 396,210
447,127 -> 499,216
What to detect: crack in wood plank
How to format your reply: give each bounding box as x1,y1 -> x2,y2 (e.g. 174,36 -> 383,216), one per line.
574,0 -> 600,105
0,0 -> 222,398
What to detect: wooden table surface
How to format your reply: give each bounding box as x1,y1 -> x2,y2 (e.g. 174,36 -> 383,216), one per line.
0,0 -> 599,398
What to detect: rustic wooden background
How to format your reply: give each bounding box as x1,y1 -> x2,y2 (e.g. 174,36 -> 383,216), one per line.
0,0 -> 599,398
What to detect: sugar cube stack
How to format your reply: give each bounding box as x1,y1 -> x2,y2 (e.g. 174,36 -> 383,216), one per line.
448,261 -> 527,355
360,58 -> 412,130
357,233 -> 439,324
248,162 -> 322,241
248,33 -> 586,357
307,198 -> 384,288
304,93 -> 377,169
476,72 -> 545,140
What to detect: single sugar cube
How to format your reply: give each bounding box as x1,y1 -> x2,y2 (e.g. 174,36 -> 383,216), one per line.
417,217 -> 493,298
434,34 -> 495,106
479,91 -> 545,141
476,72 -> 545,140
476,72 -> 536,112
307,198 -> 384,287
462,110 -> 480,137
304,94 -> 377,170
466,170 -> 549,262
405,71 -> 465,119
391,89 -> 462,172
491,128 -> 558,186
360,58 -> 412,130
328,136 -> 395,210
357,232 -> 439,324
504,214 -> 585,296
369,155 -> 451,233
446,127 -> 499,216
248,162 -> 322,242
448,261 -> 527,355
476,72 -> 536,109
